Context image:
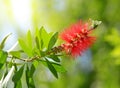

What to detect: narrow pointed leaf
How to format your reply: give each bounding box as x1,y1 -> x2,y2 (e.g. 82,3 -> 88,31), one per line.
35,36 -> 40,50
48,55 -> 60,62
0,33 -> 11,49
14,80 -> 22,88
26,64 -> 35,88
40,27 -> 53,49
9,51 -> 21,58
40,27 -> 46,48
12,65 -> 24,83
0,50 -> 7,69
48,32 -> 58,50
40,60 -> 66,73
52,64 -> 66,73
26,66 -> 29,87
45,58 -> 58,78
18,39 -> 32,56
29,64 -> 35,77
33,60 -> 39,69
27,30 -> 32,48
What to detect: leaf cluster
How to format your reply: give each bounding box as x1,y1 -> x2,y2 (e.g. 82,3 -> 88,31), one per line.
0,27 -> 66,88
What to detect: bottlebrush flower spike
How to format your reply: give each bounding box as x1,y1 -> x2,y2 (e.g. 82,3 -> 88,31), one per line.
60,20 -> 101,57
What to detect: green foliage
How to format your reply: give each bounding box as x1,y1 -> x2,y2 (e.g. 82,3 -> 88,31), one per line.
35,27 -> 53,50
26,64 -> 35,88
40,59 -> 66,73
9,51 -> 21,58
40,27 -> 51,49
0,50 -> 7,69
48,55 -> 60,62
35,37 -> 40,51
18,30 -> 33,57
0,33 -> 11,49
27,30 -> 33,48
12,65 -> 24,83
0,27 -> 67,87
18,39 -> 33,57
14,80 -> 22,88
52,63 -> 66,73
48,32 -> 58,50
45,58 -> 58,78
12,65 -> 24,88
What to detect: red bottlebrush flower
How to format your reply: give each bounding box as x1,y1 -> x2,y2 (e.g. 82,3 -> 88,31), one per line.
60,20 -> 97,57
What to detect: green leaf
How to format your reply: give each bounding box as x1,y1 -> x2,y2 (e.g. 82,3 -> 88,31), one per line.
14,80 -> 22,88
0,50 -> 7,69
40,27 -> 53,49
9,51 -> 21,58
18,30 -> 34,57
39,27 -> 46,49
35,27 -> 54,50
33,60 -> 39,69
27,30 -> 32,48
14,63 -> 18,71
26,64 -> 35,88
35,28 -> 41,49
26,66 -> 29,86
52,64 -> 66,73
0,33 -> 11,49
48,55 -> 60,62
18,39 -> 32,57
45,58 -> 58,78
35,27 -> 45,50
26,66 -> 30,88
40,60 -> 66,73
48,32 -> 58,50
28,78 -> 35,88
35,36 -> 40,50
30,64 -> 35,77
12,65 -> 24,83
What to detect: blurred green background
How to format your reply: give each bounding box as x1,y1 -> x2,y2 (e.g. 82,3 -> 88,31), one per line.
0,0 -> 120,88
